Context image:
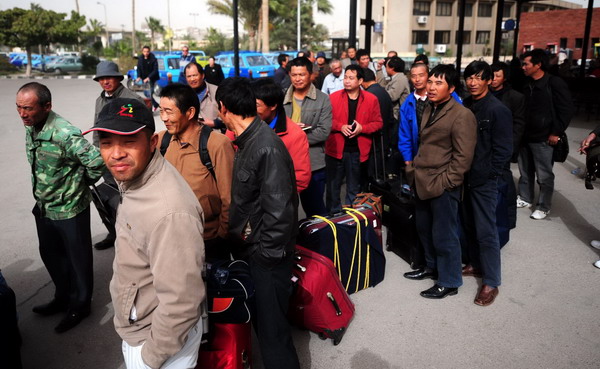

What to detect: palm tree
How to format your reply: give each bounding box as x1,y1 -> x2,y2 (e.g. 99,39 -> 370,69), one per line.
86,18 -> 104,43
145,16 -> 165,50
207,0 -> 261,50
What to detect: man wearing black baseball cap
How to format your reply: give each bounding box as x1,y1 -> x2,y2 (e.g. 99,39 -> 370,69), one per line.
84,98 -> 206,369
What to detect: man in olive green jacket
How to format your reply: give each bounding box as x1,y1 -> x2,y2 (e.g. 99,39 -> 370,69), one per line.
17,82 -> 105,333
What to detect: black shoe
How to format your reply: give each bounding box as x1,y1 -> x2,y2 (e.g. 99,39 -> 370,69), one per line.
94,236 -> 115,250
404,268 -> 438,280
32,300 -> 68,316
54,309 -> 90,333
420,284 -> 458,299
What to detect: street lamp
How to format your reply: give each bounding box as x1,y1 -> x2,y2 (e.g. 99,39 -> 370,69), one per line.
97,1 -> 109,47
190,12 -> 199,28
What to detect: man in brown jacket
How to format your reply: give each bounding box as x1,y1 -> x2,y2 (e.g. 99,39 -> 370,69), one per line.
159,83 -> 235,260
404,64 -> 477,299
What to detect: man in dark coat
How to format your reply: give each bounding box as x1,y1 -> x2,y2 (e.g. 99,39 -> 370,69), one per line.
135,45 -> 159,109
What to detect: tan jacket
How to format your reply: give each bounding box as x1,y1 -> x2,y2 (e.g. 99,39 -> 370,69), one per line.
199,82 -> 220,121
406,98 -> 477,200
159,125 -> 234,240
110,150 -> 205,369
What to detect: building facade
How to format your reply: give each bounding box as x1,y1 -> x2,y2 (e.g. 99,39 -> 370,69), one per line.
359,0 -> 581,57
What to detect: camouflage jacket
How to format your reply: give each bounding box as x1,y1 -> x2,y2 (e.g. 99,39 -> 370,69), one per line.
26,111 -> 106,220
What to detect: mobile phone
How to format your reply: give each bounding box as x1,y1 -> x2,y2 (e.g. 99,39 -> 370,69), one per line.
350,121 -> 357,131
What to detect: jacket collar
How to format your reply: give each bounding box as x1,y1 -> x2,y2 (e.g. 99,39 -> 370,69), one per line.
101,84 -> 125,99
31,111 -> 58,142
233,116 -> 262,149
424,97 -> 457,128
273,111 -> 288,136
465,90 -> 492,112
283,83 -> 317,105
120,148 -> 164,192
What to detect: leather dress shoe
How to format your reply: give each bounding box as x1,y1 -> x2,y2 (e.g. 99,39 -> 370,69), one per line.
32,300 -> 68,316
474,285 -> 499,306
94,236 -> 115,250
55,308 -> 90,333
462,264 -> 482,278
404,268 -> 438,280
420,284 -> 458,299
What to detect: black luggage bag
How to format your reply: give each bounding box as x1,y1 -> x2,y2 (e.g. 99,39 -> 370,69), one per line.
90,179 -> 120,232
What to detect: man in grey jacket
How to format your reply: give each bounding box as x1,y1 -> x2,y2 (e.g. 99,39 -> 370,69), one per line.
283,57 -> 332,216
84,98 -> 205,369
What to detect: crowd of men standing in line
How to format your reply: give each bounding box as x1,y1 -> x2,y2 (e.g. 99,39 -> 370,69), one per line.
12,43 -> 585,369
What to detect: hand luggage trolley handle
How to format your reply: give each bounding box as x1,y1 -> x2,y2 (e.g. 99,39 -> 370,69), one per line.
326,292 -> 342,316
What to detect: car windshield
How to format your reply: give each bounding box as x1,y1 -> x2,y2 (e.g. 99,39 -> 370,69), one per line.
245,55 -> 269,66
167,58 -> 180,69
217,56 -> 233,68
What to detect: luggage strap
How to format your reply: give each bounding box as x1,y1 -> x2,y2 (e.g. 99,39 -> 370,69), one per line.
160,124 -> 215,180
313,215 -> 342,280
343,208 -> 370,292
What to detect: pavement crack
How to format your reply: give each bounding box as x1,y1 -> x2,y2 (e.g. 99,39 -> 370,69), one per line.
17,279 -> 53,307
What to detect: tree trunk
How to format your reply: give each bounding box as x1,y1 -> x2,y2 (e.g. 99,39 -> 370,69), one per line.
248,30 -> 256,51
132,0 -> 136,56
261,0 -> 269,53
25,47 -> 32,77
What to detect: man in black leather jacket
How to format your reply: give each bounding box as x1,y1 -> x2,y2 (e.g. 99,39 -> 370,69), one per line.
216,77 -> 300,369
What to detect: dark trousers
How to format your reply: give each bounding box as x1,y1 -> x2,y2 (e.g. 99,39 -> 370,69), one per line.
34,206 -> 93,311
249,255 -> 300,369
518,141 -> 555,211
415,188 -> 463,288
300,168 -> 327,217
325,152 -> 361,213
148,80 -> 159,108
462,180 -> 502,287
0,271 -> 22,369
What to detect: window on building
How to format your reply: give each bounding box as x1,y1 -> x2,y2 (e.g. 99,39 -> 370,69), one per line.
503,3 -> 512,18
560,38 -> 568,49
436,2 -> 452,16
476,31 -> 491,44
522,5 -> 530,12
533,5 -> 546,12
412,31 -> 430,45
592,37 -> 600,46
413,1 -> 431,16
478,3 -> 493,17
435,31 -> 451,44
575,38 -> 583,48
455,31 -> 471,44
457,3 -> 473,17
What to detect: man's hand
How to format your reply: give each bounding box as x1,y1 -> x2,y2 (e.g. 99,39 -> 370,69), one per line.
548,134 -> 560,146
343,121 -> 362,138
143,77 -> 150,83
135,77 -> 141,82
295,121 -> 307,129
579,132 -> 597,155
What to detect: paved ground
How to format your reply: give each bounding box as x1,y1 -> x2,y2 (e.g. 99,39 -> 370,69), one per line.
1,78 -> 599,369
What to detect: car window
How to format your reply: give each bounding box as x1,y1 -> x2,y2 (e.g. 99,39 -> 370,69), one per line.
167,58 -> 180,70
157,58 -> 165,71
245,55 -> 269,66
218,56 -> 232,68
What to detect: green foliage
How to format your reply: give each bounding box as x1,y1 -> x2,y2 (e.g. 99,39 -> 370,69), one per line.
203,27 -> 233,56
145,16 -> 165,50
270,0 -> 331,50
81,54 -> 100,72
104,39 -> 133,58
207,0 -> 260,50
0,56 -> 18,75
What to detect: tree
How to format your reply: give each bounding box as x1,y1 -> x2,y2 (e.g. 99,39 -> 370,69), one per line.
202,27 -> 233,56
270,0 -> 332,50
86,18 -> 104,44
207,0 -> 261,51
0,5 -> 86,76
145,16 -> 164,50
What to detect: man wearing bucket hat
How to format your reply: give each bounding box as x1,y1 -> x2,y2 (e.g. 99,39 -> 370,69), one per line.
84,97 -> 206,369
91,61 -> 145,251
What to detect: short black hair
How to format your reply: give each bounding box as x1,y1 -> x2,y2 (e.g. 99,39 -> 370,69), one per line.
362,67 -> 376,82
277,53 -> 289,66
159,83 -> 200,121
142,45 -> 151,50
184,61 -> 204,75
464,60 -> 492,81
429,64 -> 460,89
252,78 -> 285,118
215,77 -> 257,119
522,48 -> 549,71
410,62 -> 429,74
288,57 -> 313,73
356,49 -> 370,60
18,82 -> 52,106
345,64 -> 364,80
491,61 -> 510,81
414,54 -> 429,65
387,56 -> 405,73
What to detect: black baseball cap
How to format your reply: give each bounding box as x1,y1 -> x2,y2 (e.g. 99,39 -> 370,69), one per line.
83,98 -> 155,135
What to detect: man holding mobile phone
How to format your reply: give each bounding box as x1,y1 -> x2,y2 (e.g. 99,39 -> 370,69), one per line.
325,65 -> 383,213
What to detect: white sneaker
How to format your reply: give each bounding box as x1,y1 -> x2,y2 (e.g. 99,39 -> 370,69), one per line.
591,240 -> 600,250
594,260 -> 600,269
530,209 -> 549,220
516,196 -> 532,209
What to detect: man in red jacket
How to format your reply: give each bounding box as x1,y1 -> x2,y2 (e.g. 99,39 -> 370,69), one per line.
325,65 -> 383,213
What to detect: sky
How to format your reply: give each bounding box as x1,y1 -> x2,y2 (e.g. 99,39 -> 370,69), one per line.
0,0 -> 351,35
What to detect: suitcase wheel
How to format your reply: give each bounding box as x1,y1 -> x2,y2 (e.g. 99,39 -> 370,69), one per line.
323,327 -> 346,346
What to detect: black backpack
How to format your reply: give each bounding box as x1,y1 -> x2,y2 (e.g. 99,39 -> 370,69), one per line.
160,124 -> 215,179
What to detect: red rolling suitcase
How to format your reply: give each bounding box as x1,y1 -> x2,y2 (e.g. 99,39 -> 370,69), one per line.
289,245 -> 355,345
196,322 -> 252,369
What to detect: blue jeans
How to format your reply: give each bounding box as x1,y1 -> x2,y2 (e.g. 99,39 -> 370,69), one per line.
325,152 -> 361,213
415,188 -> 463,288
463,179 -> 501,287
518,141 -> 555,212
299,168 -> 327,217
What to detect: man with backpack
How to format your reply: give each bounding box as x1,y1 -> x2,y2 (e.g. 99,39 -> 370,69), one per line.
158,83 -> 235,260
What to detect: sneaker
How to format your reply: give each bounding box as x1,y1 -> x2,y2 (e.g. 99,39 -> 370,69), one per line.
516,196 -> 532,209
530,209 -> 549,220
594,260 -> 600,269
591,240 -> 600,250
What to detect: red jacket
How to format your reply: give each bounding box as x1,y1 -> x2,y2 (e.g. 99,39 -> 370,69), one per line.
226,114 -> 311,193
325,89 -> 383,162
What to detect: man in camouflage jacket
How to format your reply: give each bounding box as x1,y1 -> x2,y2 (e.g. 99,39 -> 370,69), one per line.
16,82 -> 105,333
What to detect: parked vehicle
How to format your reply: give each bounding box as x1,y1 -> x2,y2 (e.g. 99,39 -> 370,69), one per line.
45,56 -> 83,74
126,54 -> 181,95
215,51 -> 276,79
10,54 -> 26,68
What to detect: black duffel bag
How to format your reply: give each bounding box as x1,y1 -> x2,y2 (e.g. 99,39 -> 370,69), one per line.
552,132 -> 569,163
205,260 -> 255,324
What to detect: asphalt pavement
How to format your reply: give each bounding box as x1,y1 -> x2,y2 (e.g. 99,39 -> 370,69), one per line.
0,78 -> 599,369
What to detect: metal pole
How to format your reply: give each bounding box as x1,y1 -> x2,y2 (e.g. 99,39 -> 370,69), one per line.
579,0 -> 594,78
363,0 -> 373,54
456,0 -> 466,71
167,0 -> 172,52
349,0 -> 357,48
233,0 -> 240,76
132,0 -> 136,57
512,0 -> 522,58
297,0 -> 301,51
493,0 -> 505,63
